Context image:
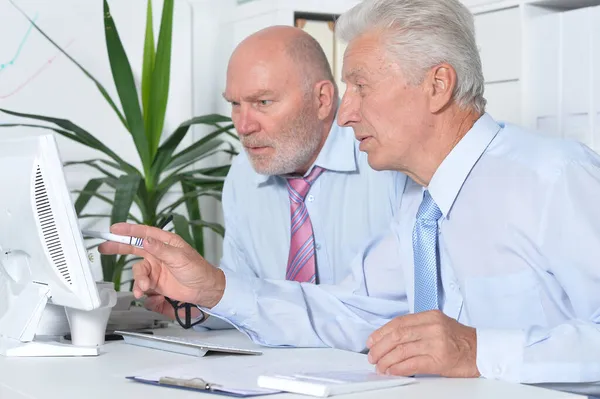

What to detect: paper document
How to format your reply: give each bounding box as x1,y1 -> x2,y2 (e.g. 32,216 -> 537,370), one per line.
127,347 -> 384,397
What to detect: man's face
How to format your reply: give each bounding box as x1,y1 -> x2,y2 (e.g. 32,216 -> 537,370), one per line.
337,31 -> 430,172
224,56 -> 323,175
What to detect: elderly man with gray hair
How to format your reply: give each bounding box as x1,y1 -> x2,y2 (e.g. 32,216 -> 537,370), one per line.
99,0 -> 600,393
333,0 -> 600,391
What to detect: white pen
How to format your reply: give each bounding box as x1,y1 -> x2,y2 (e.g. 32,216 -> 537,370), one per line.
81,230 -> 144,248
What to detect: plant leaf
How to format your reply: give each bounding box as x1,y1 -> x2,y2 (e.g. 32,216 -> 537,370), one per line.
158,189 -> 222,215
73,189 -> 115,206
166,140 -> 225,171
152,117 -> 233,176
188,219 -> 226,237
111,255 -> 129,291
64,158 -> 122,174
0,109 -> 139,175
141,0 -> 155,127
181,180 -> 204,253
64,160 -> 119,181
103,0 -> 150,170
74,178 -> 105,215
101,255 -> 117,287
171,213 -> 194,248
111,174 -> 141,224
147,0 -> 174,158
7,0 -> 128,129
79,213 -> 113,219
0,122 -> 87,147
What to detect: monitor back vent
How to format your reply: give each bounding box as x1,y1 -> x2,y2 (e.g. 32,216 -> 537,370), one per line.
34,166 -> 72,285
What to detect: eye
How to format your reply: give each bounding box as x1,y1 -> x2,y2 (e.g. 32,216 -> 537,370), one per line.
258,100 -> 273,106
231,101 -> 240,107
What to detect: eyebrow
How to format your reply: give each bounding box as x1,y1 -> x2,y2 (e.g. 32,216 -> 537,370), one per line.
243,90 -> 275,102
222,90 -> 275,103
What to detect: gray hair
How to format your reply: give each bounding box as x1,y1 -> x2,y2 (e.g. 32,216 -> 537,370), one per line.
335,0 -> 486,113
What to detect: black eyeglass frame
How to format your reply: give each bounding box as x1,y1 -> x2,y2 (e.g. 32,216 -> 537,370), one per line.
163,296 -> 206,329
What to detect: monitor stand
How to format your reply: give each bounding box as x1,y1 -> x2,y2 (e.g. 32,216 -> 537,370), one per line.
0,281 -> 98,357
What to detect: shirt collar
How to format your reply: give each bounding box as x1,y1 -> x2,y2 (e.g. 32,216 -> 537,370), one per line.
253,121 -> 358,185
427,113 -> 501,218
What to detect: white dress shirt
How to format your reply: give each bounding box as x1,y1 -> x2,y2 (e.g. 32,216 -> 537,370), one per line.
198,122 -> 406,329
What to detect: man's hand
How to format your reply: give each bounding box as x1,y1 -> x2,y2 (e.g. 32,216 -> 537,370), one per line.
98,223 -> 225,308
367,310 -> 480,378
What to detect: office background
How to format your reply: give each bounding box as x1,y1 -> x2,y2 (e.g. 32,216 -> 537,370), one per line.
1,0 -> 599,280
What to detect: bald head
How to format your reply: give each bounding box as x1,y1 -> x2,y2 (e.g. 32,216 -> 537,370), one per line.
230,26 -> 337,97
224,25 -> 339,176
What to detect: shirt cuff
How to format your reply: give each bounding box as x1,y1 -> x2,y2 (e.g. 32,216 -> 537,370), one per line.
476,328 -> 526,383
201,268 -> 257,328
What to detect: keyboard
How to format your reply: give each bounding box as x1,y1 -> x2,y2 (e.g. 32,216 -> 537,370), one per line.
115,330 -> 263,357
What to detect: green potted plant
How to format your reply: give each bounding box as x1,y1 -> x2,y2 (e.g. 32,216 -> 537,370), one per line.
0,0 -> 237,290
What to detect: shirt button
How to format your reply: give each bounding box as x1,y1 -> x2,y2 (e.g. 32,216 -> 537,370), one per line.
493,366 -> 502,375
449,282 -> 456,291
230,309 -> 237,316
315,243 -> 321,250
307,195 -> 314,202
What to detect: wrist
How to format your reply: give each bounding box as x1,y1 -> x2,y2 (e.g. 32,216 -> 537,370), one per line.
196,267 -> 225,309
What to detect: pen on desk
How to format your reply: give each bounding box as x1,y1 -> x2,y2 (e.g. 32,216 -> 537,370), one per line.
159,376 -> 219,391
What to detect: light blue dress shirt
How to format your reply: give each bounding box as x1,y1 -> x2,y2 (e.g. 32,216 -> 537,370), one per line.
205,114 -> 600,393
199,122 -> 406,328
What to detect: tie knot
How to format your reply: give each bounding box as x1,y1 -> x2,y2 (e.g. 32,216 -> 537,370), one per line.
416,190 -> 442,222
287,166 -> 324,202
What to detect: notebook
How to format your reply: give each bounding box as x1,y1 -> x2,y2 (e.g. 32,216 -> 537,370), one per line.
257,370 -> 414,397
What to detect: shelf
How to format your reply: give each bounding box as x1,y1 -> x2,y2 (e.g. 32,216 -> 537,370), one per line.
524,0 -> 600,9
468,1 -> 520,15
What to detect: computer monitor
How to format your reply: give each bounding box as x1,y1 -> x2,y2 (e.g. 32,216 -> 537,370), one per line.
0,129 -> 102,356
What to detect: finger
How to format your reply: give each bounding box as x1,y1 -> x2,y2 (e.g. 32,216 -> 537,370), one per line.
367,311 -> 441,348
110,222 -> 187,248
98,240 -> 146,257
132,260 -> 154,294
385,356 -> 436,377
368,325 -> 425,364
142,235 -> 184,264
374,340 -> 430,375
145,295 -> 176,319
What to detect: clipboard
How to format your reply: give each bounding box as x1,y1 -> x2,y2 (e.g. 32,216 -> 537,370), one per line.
126,375 -> 281,397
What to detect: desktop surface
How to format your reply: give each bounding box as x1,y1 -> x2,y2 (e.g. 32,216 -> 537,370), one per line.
0,326 -> 584,399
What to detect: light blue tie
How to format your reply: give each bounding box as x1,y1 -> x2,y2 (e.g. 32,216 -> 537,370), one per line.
413,190 -> 442,313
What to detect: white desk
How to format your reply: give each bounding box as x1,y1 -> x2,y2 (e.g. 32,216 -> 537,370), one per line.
0,326 -> 585,399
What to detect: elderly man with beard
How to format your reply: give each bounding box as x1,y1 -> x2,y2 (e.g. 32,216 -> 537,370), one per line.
129,25 -> 406,330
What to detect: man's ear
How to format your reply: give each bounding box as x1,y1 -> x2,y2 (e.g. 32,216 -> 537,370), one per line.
427,63 -> 456,113
313,80 -> 335,120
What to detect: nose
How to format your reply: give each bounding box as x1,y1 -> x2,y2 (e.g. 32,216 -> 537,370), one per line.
337,90 -> 360,127
234,105 -> 260,136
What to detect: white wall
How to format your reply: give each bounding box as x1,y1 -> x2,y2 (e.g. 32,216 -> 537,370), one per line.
3,0 -> 600,280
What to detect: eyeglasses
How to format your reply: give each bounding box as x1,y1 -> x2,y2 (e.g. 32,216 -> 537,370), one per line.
163,296 -> 206,329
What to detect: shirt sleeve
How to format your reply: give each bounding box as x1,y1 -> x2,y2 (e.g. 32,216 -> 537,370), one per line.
196,162 -> 255,331
476,155 -> 600,391
201,224 -> 410,351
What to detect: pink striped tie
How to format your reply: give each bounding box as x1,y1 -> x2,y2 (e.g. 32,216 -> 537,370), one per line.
286,166 -> 324,283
